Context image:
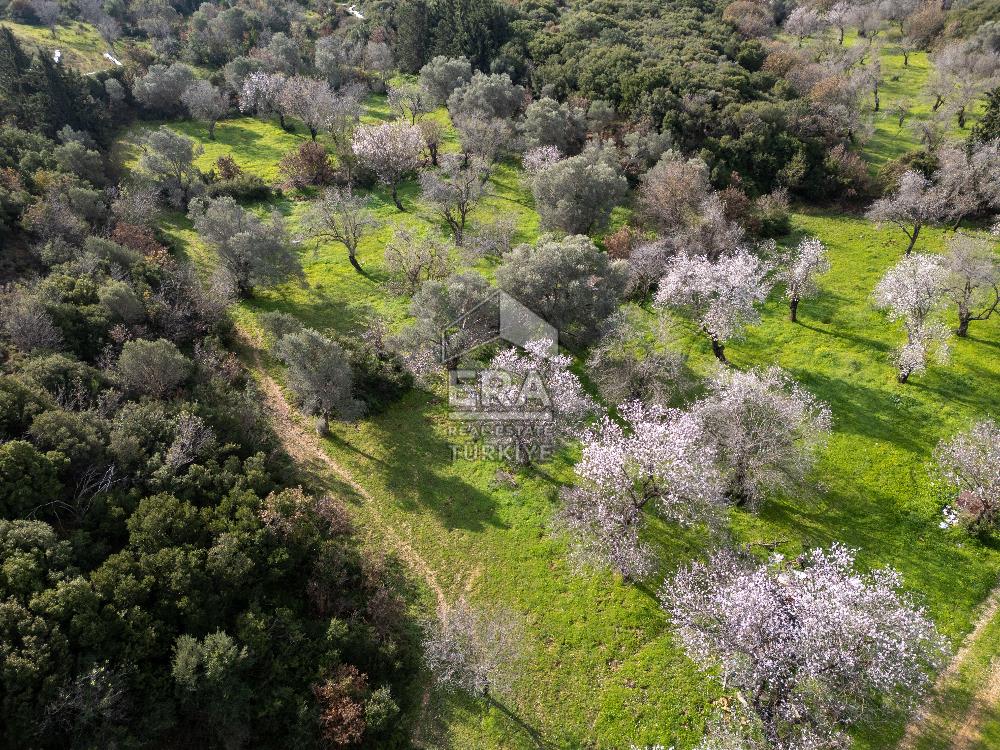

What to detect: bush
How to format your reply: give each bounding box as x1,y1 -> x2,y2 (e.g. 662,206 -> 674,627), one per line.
0,440 -> 61,518
115,338 -> 191,398
204,174 -> 274,201
278,142 -> 336,189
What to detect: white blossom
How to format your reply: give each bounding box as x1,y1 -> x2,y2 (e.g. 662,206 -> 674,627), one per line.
778,237 -> 830,322
873,253 -> 951,382
655,248 -> 774,363
932,419 -> 1000,528
661,544 -> 949,750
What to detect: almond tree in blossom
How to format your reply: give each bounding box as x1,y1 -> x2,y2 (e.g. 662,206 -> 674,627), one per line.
557,401 -> 724,579
238,71 -> 289,130
778,236 -> 830,322
661,545 -> 948,750
351,122 -> 425,210
933,418 -> 1000,529
873,253 -> 951,383
691,367 -> 832,507
483,339 -> 599,464
865,170 -> 946,256
941,233 -> 999,337
655,248 -> 773,364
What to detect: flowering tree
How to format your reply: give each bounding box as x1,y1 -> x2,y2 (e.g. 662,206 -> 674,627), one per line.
655,249 -> 773,364
692,367 -> 832,507
482,340 -> 599,464
866,170 -> 947,255
424,598 -> 524,700
351,122 -> 425,210
778,236 -> 830,322
299,187 -> 376,273
558,402 -> 723,579
873,253 -> 952,382
661,545 -> 948,750
933,419 -> 1000,529
238,71 -> 289,129
934,140 -> 1000,229
522,145 -> 564,175
941,233 -> 999,336
784,5 -> 825,47
278,76 -> 337,140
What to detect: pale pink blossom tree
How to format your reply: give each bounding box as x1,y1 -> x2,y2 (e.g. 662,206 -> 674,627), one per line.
691,367 -> 832,507
933,419 -> 1000,529
351,122 -> 425,210
865,170 -> 947,255
661,544 -> 949,750
238,71 -> 289,130
778,236 -> 830,322
873,253 -> 952,382
482,339 -> 600,464
557,401 -> 724,579
655,249 -> 774,364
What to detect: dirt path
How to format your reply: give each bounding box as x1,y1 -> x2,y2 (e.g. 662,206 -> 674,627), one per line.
898,588 -> 1000,750
250,353 -> 448,615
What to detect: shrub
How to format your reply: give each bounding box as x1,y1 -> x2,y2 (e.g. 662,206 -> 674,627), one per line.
278,142 -> 336,189
115,338 -> 191,398
204,174 -> 274,202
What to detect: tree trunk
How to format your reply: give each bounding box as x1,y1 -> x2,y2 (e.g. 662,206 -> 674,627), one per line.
309,126 -> 318,141
838,27 -> 844,45
903,51 -> 909,67
905,225 -> 920,256
957,314 -> 970,337
873,87 -> 880,112
278,112 -> 288,130
933,95 -> 944,112
789,297 -> 799,322
348,251 -> 363,273
710,337 -> 728,364
429,144 -> 439,166
208,121 -> 216,140
898,369 -> 911,384
958,106 -> 967,129
391,183 -> 403,211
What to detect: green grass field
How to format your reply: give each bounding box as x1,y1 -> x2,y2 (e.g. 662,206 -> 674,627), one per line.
1,19 -> 121,72
129,39 -> 1000,747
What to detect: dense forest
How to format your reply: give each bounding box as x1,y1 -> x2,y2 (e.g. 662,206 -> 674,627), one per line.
1,0 -> 999,747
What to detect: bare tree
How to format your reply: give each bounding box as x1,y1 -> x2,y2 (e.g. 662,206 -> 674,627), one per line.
424,599 -> 524,700
383,228 -> 454,294
299,187 -> 377,273
638,150 -> 711,232
865,170 -> 946,255
2,289 -> 62,353
691,366 -> 832,507
419,154 -> 490,245
30,0 -> 60,37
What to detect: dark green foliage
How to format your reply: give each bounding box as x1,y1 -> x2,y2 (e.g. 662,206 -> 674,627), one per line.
204,174 -> 274,201
0,28 -> 109,140
971,87 -> 1000,144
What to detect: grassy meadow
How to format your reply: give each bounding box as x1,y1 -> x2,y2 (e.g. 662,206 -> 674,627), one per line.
1,19 -> 122,72
125,40 -> 1000,749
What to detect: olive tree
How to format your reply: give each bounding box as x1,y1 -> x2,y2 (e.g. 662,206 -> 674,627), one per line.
188,196 -> 300,298
447,72 -> 525,122
299,187 -> 377,273
419,56 -> 473,105
497,234 -> 628,347
133,63 -> 196,117
274,328 -> 363,432
115,339 -> 191,398
520,97 -> 587,155
531,147 -> 628,235
181,80 -> 229,139
138,126 -> 203,208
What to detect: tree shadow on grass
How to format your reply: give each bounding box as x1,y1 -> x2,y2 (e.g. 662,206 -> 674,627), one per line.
785,367 -> 935,452
489,696 -> 555,750
796,320 -> 892,354
358,393 -> 509,533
